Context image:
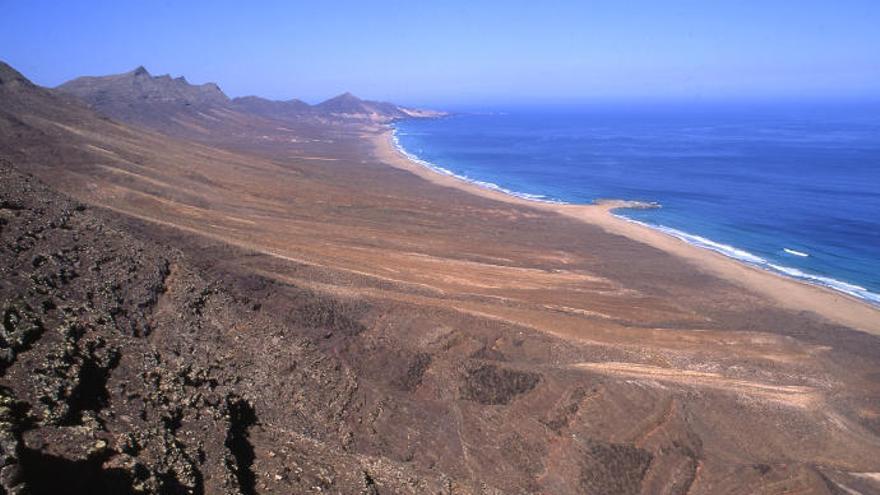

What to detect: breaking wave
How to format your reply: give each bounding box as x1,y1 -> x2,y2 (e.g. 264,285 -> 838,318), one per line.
615,216 -> 880,306
392,125 -> 880,307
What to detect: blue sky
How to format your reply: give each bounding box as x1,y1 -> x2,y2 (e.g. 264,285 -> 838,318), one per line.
1,0 -> 878,106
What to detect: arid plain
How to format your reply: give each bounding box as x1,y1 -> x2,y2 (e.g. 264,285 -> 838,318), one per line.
2,62 -> 880,493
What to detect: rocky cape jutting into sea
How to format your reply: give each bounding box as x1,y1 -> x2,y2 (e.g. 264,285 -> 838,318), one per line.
2,61 -> 880,494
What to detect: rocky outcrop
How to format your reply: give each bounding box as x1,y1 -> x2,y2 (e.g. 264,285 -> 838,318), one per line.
0,162 -> 472,493
461,363 -> 541,405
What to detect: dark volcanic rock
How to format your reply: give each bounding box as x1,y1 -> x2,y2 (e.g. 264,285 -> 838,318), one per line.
0,161 -> 471,494
0,161 -> 244,493
461,363 -> 540,405
579,440 -> 653,495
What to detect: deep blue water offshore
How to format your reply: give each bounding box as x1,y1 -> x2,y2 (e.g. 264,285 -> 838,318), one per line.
394,103 -> 880,305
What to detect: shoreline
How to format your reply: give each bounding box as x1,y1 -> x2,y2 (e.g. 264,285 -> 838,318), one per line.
372,127 -> 880,335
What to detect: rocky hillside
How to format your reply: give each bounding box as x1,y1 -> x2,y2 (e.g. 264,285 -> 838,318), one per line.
60,66 -> 228,105
56,66 -> 229,121
313,92 -> 443,122
0,59 -> 703,495
0,161 -> 484,494
0,62 -> 470,493
229,95 -> 312,121
5,59 -> 880,494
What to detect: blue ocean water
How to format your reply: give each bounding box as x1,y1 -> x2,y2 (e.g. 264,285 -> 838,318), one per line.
394,103 -> 880,305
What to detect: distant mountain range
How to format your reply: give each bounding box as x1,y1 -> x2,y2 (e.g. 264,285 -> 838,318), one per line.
55,66 -> 446,133
58,65 -> 229,107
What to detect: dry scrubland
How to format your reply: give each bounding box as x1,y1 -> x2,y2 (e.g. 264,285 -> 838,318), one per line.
1,62 -> 880,493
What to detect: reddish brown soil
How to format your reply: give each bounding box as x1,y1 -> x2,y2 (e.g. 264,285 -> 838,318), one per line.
2,61 -> 880,494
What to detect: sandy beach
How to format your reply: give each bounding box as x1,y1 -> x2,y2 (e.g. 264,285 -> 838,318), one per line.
373,128 -> 880,335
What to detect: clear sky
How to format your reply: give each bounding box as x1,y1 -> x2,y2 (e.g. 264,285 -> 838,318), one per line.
1,0 -> 878,106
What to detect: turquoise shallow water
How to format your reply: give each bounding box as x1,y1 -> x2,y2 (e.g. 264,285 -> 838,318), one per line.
394,103 -> 880,305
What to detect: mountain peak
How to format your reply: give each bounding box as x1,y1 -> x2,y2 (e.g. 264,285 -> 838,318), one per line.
316,92 -> 367,110
56,66 -> 230,123
322,92 -> 360,103
313,91 -> 413,122
0,61 -> 35,90
48,62 -> 442,128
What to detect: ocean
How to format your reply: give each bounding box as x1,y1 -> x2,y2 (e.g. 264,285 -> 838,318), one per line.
393,103 -> 880,306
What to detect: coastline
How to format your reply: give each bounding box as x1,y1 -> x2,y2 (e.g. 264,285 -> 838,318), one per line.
372,127 -> 880,335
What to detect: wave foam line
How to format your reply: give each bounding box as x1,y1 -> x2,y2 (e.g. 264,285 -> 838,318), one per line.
391,128 -> 568,205
392,126 -> 880,308
614,215 -> 880,306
